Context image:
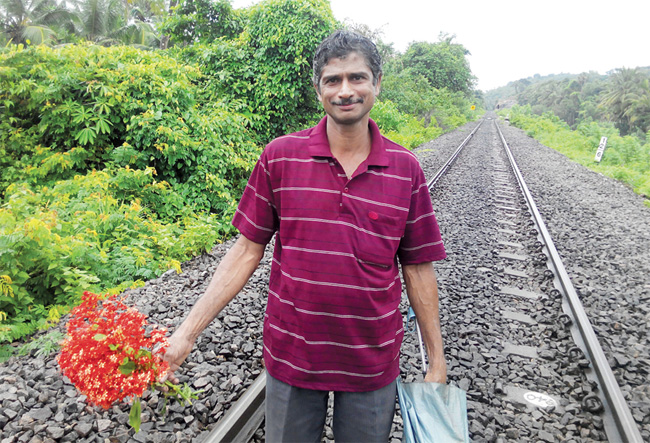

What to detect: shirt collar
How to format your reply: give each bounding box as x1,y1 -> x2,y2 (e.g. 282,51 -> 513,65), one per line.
308,116 -> 390,167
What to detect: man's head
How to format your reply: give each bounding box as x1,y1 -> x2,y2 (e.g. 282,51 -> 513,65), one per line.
312,30 -> 383,92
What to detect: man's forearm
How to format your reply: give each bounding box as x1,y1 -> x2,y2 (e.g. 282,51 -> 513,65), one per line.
174,235 -> 266,341
402,262 -> 447,381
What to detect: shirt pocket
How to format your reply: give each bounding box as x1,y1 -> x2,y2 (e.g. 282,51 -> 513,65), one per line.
354,210 -> 403,269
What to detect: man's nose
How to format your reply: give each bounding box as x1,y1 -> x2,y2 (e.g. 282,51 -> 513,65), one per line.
338,79 -> 353,97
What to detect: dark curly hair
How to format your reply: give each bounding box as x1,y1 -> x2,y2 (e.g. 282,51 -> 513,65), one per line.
312,30 -> 383,91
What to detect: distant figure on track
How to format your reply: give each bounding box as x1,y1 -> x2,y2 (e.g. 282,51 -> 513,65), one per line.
163,29 -> 447,442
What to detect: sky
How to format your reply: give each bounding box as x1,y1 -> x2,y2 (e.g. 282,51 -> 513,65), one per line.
231,0 -> 649,92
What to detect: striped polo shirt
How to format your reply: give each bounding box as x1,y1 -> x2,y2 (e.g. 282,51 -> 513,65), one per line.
232,116 -> 446,392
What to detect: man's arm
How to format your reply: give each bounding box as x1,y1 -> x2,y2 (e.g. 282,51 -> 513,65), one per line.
402,261 -> 447,383
163,235 -> 266,383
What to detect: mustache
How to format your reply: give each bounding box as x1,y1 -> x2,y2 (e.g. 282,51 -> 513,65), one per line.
331,98 -> 364,106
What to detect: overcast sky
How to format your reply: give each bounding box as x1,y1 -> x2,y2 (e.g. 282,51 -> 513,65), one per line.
232,0 -> 649,91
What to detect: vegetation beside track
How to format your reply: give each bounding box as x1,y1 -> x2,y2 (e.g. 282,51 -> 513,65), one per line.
500,106 -> 650,206
490,67 -> 650,206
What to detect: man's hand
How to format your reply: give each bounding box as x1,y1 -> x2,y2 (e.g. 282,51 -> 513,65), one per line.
162,332 -> 195,384
423,356 -> 447,384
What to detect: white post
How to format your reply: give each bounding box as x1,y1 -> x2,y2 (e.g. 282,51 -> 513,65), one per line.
595,136 -> 608,162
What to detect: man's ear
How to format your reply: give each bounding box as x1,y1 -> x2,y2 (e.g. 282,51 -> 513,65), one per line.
374,74 -> 382,95
314,83 -> 322,101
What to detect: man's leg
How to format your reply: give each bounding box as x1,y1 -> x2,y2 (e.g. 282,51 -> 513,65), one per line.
332,378 -> 398,442
265,372 -> 328,442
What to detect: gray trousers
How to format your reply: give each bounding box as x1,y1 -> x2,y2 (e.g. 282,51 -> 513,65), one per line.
265,372 -> 397,442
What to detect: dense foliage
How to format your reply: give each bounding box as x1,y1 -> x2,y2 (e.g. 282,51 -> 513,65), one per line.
0,0 -> 480,344
369,33 -> 479,148
487,67 -> 650,139
400,34 -> 476,96
160,0 -> 243,47
0,43 -> 259,341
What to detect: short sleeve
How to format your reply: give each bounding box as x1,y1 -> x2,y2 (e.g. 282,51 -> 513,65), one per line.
397,166 -> 446,265
232,151 -> 278,245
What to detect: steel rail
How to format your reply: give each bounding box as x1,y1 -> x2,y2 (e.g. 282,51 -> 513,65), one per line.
427,119 -> 484,190
202,372 -> 266,443
495,120 -> 643,443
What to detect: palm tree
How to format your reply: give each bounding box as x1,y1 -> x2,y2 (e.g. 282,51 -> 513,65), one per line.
66,0 -> 163,47
68,0 -> 124,44
625,78 -> 650,135
116,0 -> 165,47
1,0 -> 171,48
0,0 -> 78,45
112,15 -> 160,48
600,68 -> 646,135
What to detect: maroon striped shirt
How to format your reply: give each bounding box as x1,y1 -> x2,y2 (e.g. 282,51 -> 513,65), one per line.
232,117 -> 446,392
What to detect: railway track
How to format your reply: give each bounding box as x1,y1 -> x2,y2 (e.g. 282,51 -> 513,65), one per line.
199,116 -> 644,442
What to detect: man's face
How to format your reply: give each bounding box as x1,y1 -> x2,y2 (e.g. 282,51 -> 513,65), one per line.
315,51 -> 381,126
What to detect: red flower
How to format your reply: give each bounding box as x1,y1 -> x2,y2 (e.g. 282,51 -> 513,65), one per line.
58,291 -> 170,409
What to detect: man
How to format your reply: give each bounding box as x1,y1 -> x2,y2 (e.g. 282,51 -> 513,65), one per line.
163,30 -> 447,442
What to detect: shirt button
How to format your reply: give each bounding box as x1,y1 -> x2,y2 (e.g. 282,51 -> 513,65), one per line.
344,187 -> 348,192
340,203 -> 343,207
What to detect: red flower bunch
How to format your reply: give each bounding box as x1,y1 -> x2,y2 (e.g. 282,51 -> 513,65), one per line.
58,291 -> 170,410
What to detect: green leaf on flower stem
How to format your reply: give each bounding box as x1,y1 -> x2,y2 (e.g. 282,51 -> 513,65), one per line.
135,348 -> 151,359
129,399 -> 142,432
119,359 -> 136,375
93,334 -> 107,341
108,344 -> 119,351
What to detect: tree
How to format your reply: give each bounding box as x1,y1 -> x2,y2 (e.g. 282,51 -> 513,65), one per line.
0,0 -> 78,45
513,78 -> 531,94
238,0 -> 338,137
159,0 -> 242,47
173,0 -> 337,141
600,67 -> 648,135
68,0 -> 164,47
626,78 -> 650,135
380,68 -> 436,116
401,33 -> 476,96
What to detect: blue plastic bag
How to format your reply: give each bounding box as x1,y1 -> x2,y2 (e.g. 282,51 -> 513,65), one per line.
399,307 -> 469,442
397,379 -> 469,443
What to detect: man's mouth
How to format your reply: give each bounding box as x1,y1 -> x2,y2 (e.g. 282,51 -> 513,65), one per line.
332,98 -> 364,106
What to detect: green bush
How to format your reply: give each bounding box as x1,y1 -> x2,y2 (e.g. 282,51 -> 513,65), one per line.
160,0 -> 244,47
504,105 -> 650,203
371,100 -> 407,133
0,170 -> 234,342
379,70 -> 477,130
0,43 -> 261,341
380,70 -> 436,116
0,43 -> 259,204
371,100 -> 442,149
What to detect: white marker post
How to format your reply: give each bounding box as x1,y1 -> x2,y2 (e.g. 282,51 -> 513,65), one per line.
595,136 -> 608,162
